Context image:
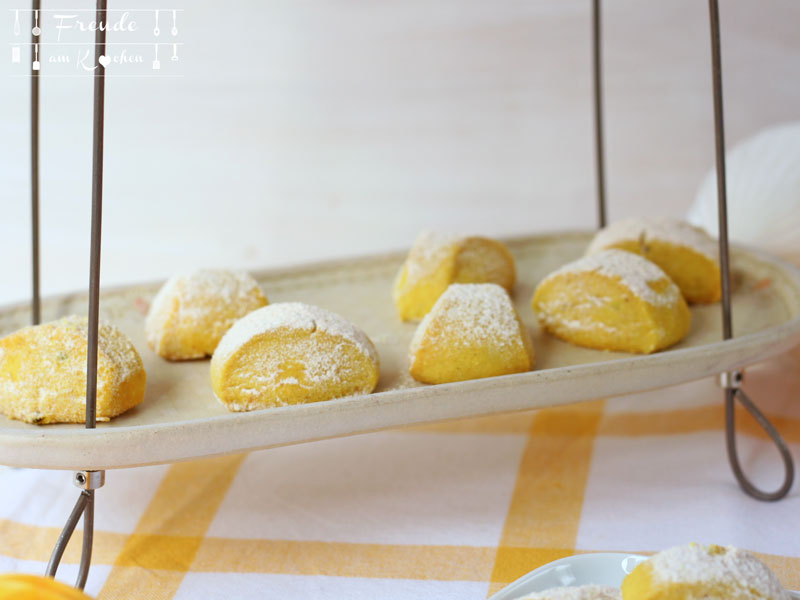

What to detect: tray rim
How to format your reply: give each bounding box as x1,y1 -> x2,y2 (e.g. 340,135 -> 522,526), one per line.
2,231 -> 800,470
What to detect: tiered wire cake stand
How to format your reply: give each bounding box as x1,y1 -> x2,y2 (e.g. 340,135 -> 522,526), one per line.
2,0 -> 798,590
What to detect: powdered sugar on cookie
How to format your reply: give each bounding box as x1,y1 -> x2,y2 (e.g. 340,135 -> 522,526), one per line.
541,249 -> 680,307
649,544 -> 788,599
402,231 -> 463,288
587,217 -> 719,262
214,302 -> 378,368
409,283 -> 522,361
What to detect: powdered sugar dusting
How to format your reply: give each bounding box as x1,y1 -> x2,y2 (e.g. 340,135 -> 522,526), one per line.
0,315 -> 144,423
215,334 -> 375,411
649,544 -> 788,599
587,217 -> 719,262
542,249 -> 680,307
179,270 -> 261,310
68,316 -> 142,387
145,269 -> 267,358
403,231 -> 463,286
410,283 -> 523,362
214,302 -> 378,368
518,585 -> 621,599
147,269 -> 264,325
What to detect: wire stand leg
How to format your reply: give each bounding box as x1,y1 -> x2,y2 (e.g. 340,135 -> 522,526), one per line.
76,490 -> 94,590
45,472 -> 104,588
45,492 -> 89,578
592,0 -> 607,229
45,0 -> 109,588
724,387 -> 794,501
31,0 -> 41,325
708,0 -> 794,501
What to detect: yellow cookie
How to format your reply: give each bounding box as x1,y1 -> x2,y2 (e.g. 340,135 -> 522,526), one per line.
533,249 -> 690,354
519,586 -> 621,600
146,269 -> 268,360
0,316 -> 146,424
587,217 -> 721,304
622,543 -> 789,600
0,573 -> 94,599
393,232 -> 516,321
409,283 -> 534,384
210,303 -> 379,411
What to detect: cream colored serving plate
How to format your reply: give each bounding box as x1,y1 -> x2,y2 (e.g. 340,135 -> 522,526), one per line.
2,231 -> 800,470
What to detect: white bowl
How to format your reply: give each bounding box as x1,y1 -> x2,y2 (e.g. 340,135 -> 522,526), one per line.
488,553 -> 646,599
489,553 -> 800,600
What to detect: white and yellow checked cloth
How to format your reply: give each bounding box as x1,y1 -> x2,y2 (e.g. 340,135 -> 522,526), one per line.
1,347 -> 798,599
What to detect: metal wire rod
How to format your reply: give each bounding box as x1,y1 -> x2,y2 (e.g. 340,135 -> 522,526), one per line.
592,0 -> 607,229
76,490 -> 94,590
725,387 -> 795,501
46,0 -> 108,588
45,492 -> 89,578
31,0 -> 41,325
708,0 -> 794,500
708,0 -> 733,343
86,0 -> 108,432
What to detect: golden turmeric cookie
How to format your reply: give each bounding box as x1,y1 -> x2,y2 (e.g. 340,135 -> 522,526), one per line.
587,217 -> 721,304
520,586 -> 621,600
393,232 -> 516,321
146,269 -> 268,360
210,303 -> 379,411
0,316 -> 146,424
0,573 -> 94,599
409,283 -> 534,384
533,249 -> 690,354
621,543 -> 789,600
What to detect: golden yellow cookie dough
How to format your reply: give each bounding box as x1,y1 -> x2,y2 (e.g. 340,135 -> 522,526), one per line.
409,283 -> 534,384
587,217 -> 721,304
0,315 -> 146,424
533,249 -> 690,354
210,303 -> 380,411
0,573 -> 94,600
622,543 -> 789,600
146,269 -> 268,360
393,232 -> 516,321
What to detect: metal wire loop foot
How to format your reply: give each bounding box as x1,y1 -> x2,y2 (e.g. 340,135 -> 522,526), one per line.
45,470 -> 103,588
724,385 -> 795,501
45,488 -> 95,590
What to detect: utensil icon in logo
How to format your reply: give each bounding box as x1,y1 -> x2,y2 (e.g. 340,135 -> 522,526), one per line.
171,10 -> 178,36
32,43 -> 40,70
153,9 -> 160,36
32,9 -> 41,36
12,46 -> 21,63
171,44 -> 179,62
13,9 -> 21,36
152,44 -> 160,70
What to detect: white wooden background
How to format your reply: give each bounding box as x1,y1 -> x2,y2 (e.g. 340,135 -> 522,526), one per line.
2,0 -> 799,307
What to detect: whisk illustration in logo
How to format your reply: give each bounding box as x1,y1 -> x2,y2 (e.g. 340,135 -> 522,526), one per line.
8,7 -> 183,77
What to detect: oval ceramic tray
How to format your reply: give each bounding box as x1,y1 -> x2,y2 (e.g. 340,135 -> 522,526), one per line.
2,231 -> 800,470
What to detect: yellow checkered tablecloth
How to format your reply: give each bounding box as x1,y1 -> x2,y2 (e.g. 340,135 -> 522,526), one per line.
1,348 -> 798,599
